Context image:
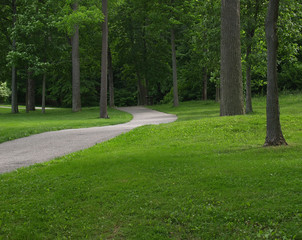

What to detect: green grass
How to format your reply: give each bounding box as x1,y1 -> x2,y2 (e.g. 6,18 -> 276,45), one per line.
1,94 -> 302,239
0,107 -> 132,143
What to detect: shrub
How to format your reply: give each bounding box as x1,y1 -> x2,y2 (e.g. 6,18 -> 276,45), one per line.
0,82 -> 11,103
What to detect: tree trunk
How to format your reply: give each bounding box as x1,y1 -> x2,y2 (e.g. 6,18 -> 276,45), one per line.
220,0 -> 244,116
11,0 -> 18,114
100,0 -> 108,118
108,47 -> 115,108
137,72 -> 147,106
11,56 -> 18,114
245,41 -> 253,114
245,0 -> 260,114
203,67 -> 208,101
71,2 -> 81,112
42,73 -> 46,114
27,71 -> 35,111
264,0 -> 287,146
171,28 -> 179,107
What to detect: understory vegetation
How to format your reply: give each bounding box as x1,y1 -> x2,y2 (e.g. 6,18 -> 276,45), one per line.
0,94 -> 302,239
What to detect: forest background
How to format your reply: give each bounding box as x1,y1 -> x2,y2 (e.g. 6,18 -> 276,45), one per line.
0,0 -> 301,108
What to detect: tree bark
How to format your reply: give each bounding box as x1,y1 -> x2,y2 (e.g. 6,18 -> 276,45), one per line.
108,47 -> 115,108
171,28 -> 179,107
137,72 -> 147,106
203,67 -> 208,101
100,0 -> 108,118
42,74 -> 46,114
220,0 -> 244,116
27,70 -> 35,111
245,41 -> 253,114
71,2 -> 81,112
245,0 -> 260,114
11,0 -> 18,114
264,0 -> 287,146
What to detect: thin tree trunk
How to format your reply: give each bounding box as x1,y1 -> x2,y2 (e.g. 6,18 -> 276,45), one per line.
264,0 -> 287,146
171,28 -> 179,107
245,0 -> 260,114
71,2 -> 81,112
27,70 -> 35,111
42,74 -> 46,114
100,0 -> 108,118
26,79 -> 29,113
245,41 -> 253,114
203,67 -> 208,101
137,72 -> 147,106
108,47 -> 115,108
11,0 -> 18,114
220,0 -> 244,116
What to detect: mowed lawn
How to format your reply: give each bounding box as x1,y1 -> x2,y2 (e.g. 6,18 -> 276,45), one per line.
1,94 -> 302,239
0,107 -> 132,143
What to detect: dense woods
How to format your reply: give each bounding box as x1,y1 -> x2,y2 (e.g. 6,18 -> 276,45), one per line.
0,0 -> 301,110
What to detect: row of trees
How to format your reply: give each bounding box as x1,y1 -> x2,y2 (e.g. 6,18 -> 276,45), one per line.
0,0 -> 301,145
220,0 -> 288,146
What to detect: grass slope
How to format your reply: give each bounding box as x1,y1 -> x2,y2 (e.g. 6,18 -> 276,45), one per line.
0,107 -> 132,143
0,94 -> 302,239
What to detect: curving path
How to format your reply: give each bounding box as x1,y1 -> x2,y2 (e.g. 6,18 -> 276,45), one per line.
0,106 -> 177,174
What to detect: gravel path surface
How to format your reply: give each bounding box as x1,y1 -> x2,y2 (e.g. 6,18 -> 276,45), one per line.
0,106 -> 177,174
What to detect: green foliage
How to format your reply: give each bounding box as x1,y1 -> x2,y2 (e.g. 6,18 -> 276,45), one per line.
57,2 -> 104,35
0,0 -> 301,107
0,82 -> 11,103
114,89 -> 137,106
0,94 -> 302,238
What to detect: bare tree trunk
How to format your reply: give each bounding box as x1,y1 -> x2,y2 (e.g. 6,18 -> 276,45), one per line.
100,0 -> 108,118
26,79 -> 29,113
11,0 -> 18,114
264,0 -> 287,146
245,42 -> 253,113
27,70 -> 35,111
108,47 -> 115,108
203,67 -> 208,101
220,0 -> 244,116
137,72 -> 147,106
71,2 -> 81,112
171,28 -> 179,107
42,74 -> 46,114
245,0 -> 260,114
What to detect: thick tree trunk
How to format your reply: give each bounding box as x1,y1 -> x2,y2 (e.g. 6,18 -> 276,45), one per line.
171,28 -> 179,107
71,2 -> 81,112
245,41 -> 253,114
42,74 -> 46,114
264,0 -> 287,146
11,0 -> 18,114
100,0 -> 108,118
203,67 -> 208,101
108,48 -> 115,108
220,0 -> 244,116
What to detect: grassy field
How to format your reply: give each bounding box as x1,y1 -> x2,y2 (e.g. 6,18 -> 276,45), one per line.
0,107 -> 132,143
0,94 -> 302,239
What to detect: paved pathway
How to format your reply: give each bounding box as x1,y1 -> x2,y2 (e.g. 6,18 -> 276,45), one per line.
0,106 -> 177,174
